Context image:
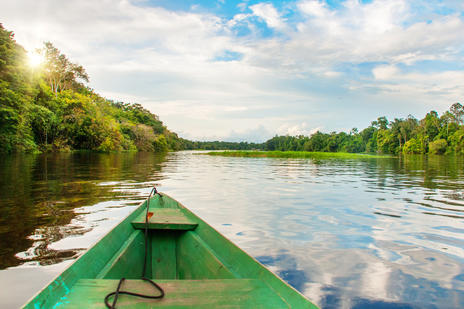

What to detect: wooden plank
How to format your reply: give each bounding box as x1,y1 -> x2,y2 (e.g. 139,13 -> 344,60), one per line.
176,231 -> 236,280
96,230 -> 145,280
151,231 -> 177,279
59,279 -> 290,308
150,194 -> 180,209
132,209 -> 198,231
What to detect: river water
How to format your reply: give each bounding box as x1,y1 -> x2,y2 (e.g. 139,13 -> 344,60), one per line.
0,151 -> 463,308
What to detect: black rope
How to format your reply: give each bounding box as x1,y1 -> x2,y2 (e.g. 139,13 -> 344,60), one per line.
104,186 -> 165,308
104,278 -> 164,308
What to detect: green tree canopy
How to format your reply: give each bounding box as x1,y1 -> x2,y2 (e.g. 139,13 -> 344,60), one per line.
40,42 -> 89,93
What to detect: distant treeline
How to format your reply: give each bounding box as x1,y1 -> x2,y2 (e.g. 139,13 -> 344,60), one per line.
262,104 -> 464,155
185,103 -> 464,155
0,24 -> 189,153
183,141 -> 263,150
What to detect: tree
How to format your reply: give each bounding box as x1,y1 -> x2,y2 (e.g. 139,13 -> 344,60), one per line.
390,118 -> 404,149
429,139 -> 447,154
449,103 -> 464,125
377,129 -> 397,154
0,24 -> 36,152
439,111 -> 457,139
153,134 -> 168,152
132,124 -> 156,151
40,42 -> 89,93
422,111 -> 441,141
372,116 -> 388,130
449,128 -> 464,154
29,105 -> 57,146
403,137 -> 426,154
402,116 -> 416,142
304,131 -> 328,152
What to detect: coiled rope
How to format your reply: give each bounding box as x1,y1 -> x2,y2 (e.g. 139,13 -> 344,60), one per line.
104,186 -> 165,308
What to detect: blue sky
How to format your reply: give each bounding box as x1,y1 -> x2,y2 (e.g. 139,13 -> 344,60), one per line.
1,0 -> 464,141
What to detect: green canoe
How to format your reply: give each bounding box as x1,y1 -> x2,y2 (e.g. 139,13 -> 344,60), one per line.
23,192 -> 318,308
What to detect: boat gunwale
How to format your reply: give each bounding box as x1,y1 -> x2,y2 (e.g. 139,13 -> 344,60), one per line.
22,192 -> 317,308
21,199 -> 147,308
168,193 -> 315,306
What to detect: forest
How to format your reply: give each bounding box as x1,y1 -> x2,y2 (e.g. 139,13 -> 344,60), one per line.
262,103 -> 464,155
0,24 -> 189,153
186,105 -> 464,155
1,23 -> 463,155
187,103 -> 464,155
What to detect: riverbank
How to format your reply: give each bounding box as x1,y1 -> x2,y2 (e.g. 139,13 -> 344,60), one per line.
202,150 -> 394,159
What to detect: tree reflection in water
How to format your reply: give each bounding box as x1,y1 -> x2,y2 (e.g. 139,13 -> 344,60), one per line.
0,152 -> 166,268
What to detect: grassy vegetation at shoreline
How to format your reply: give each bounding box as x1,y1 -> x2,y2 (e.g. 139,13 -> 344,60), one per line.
203,151 -> 395,159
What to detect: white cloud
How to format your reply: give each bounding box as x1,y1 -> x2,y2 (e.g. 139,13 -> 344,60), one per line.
276,123 -> 320,136
323,71 -> 341,78
237,2 -> 248,12
250,3 -> 285,29
237,0 -> 463,79
298,0 -> 330,18
227,13 -> 251,28
371,69 -> 464,103
224,125 -> 272,143
346,0 -> 409,34
373,65 -> 400,80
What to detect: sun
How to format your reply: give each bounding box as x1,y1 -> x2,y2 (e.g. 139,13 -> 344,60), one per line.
27,51 -> 43,68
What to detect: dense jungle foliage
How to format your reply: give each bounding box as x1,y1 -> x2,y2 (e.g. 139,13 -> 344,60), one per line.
0,24 -> 188,153
262,103 -> 464,155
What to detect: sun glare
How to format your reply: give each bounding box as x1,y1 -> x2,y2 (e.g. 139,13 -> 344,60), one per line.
27,51 -> 43,68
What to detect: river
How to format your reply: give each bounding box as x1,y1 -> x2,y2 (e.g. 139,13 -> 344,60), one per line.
0,151 -> 463,308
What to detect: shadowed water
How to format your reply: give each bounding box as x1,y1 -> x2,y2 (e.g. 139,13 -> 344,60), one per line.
0,152 -> 463,308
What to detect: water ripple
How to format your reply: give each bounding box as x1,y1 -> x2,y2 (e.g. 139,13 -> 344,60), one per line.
0,152 -> 463,308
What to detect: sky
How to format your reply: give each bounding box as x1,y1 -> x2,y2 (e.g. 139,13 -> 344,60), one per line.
1,0 -> 464,142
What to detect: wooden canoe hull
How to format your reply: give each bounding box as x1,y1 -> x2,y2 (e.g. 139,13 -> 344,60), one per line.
23,193 -> 318,308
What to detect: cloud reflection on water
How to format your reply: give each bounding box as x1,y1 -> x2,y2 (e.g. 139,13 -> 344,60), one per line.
163,153 -> 464,308
1,152 -> 464,308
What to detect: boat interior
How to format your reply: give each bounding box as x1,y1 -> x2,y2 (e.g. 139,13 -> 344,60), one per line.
25,195 -> 314,308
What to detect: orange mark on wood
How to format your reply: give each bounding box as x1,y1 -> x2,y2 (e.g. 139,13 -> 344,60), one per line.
147,212 -> 154,220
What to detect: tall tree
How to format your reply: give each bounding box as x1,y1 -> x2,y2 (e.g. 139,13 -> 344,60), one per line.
449,103 -> 464,125
0,23 -> 36,152
40,42 -> 89,93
